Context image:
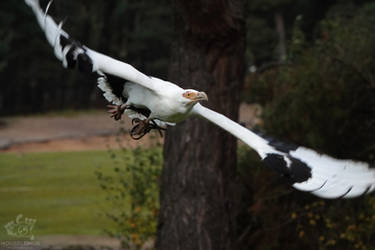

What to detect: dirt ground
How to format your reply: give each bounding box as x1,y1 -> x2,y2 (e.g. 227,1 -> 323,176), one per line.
37,235 -> 122,249
0,103 -> 261,153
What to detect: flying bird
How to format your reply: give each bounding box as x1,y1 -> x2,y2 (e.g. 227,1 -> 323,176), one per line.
25,0 -> 375,199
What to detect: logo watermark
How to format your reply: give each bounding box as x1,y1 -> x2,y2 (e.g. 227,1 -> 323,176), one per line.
2,214 -> 40,249
0,240 -> 41,250
4,214 -> 36,240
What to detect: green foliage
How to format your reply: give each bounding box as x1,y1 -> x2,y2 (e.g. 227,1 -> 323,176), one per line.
96,147 -> 162,249
248,0 -> 295,12
291,198 -> 375,250
245,0 -> 328,66
245,15 -> 277,65
248,3 -> 375,162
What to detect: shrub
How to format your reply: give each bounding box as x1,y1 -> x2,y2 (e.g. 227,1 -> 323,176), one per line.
96,147 -> 162,249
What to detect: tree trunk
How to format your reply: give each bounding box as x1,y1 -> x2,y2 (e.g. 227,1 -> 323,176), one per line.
274,12 -> 287,62
156,1 -> 245,250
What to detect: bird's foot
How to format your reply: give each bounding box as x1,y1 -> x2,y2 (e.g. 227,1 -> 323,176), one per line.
107,104 -> 128,121
130,118 -> 166,140
130,118 -> 149,140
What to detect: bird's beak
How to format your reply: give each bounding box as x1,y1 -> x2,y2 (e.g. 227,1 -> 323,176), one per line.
195,92 -> 208,101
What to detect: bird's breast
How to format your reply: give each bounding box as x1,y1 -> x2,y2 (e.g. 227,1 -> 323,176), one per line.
124,83 -> 191,123
150,99 -> 192,123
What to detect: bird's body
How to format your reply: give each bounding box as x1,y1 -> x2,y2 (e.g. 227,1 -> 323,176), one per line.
122,80 -> 192,123
25,0 -> 375,199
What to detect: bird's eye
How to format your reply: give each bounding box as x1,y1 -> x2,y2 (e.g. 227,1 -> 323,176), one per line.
183,91 -> 195,99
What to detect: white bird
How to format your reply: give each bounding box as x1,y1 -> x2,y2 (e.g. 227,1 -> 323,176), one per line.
25,0 -> 375,199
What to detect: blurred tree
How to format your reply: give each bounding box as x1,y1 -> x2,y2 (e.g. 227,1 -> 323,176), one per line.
258,2 -> 375,162
245,0 -> 334,69
0,0 -> 174,115
156,0 -> 245,249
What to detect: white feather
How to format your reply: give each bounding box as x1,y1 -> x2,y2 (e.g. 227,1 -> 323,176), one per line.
97,75 -> 124,105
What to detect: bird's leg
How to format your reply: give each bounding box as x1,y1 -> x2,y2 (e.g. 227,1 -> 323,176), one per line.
130,118 -> 167,140
150,120 -> 167,137
107,104 -> 130,121
130,118 -> 151,140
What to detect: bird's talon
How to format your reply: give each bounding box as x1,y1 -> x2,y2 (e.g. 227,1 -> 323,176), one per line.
128,119 -> 167,140
130,133 -> 146,140
130,124 -> 140,133
130,124 -> 147,140
132,118 -> 141,125
107,104 -> 125,121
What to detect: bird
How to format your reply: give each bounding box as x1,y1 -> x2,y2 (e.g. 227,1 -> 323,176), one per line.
25,0 -> 375,199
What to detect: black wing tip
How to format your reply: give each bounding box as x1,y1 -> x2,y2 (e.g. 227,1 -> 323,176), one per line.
77,53 -> 93,73
60,35 -> 70,49
263,153 -> 312,184
59,36 -> 94,73
252,129 -> 299,153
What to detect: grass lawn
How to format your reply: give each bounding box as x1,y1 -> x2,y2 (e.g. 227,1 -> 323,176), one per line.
0,150 -> 119,240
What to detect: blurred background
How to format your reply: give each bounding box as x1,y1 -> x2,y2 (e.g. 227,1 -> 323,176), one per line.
0,0 -> 375,249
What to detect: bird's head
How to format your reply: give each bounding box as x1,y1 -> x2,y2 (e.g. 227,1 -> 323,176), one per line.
181,89 -> 208,106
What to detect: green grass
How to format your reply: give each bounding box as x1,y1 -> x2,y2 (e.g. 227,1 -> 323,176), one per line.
0,150 -> 119,240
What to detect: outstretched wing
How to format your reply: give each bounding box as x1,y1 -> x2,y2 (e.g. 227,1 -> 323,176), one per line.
25,0 -> 176,129
193,103 -> 375,199
24,0 -> 159,100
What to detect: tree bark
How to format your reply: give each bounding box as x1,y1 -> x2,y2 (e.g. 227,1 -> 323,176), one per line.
274,12 -> 287,62
156,1 -> 245,250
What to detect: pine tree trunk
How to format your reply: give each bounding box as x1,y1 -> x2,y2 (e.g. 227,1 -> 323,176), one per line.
156,1 -> 245,249
274,11 -> 287,62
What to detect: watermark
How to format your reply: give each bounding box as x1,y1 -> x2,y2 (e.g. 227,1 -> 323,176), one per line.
0,240 -> 41,250
2,214 -> 40,249
4,214 -> 36,240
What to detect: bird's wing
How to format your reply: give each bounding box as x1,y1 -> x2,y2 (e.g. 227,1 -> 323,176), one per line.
193,103 -> 375,199
24,0 -> 158,98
